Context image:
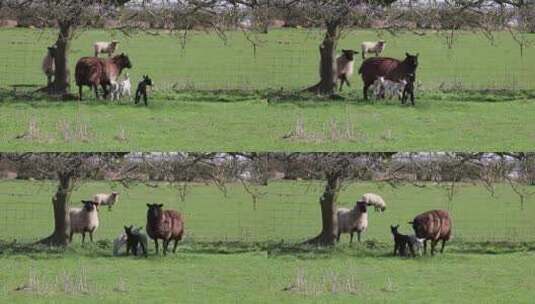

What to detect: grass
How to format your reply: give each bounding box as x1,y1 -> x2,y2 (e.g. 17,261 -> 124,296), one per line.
1,180 -> 535,303
1,28 -> 535,151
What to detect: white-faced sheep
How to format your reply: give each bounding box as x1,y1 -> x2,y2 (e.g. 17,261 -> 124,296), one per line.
42,45 -> 56,86
110,73 -> 131,101
93,192 -> 119,211
70,200 -> 100,244
94,40 -> 119,57
361,40 -> 386,59
336,49 -> 359,92
336,201 -> 368,244
359,193 -> 387,212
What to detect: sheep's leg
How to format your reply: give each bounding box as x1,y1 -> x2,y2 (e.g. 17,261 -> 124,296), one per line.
172,239 -> 179,253
430,240 -> 438,255
336,232 -> 341,243
410,91 -> 415,106
393,243 -> 398,256
81,232 -> 86,245
79,86 -> 83,101
140,242 -> 147,257
93,85 -> 99,100
361,52 -> 365,60
69,231 -> 73,243
154,239 -> 159,255
423,240 -> 427,255
143,93 -> 148,106
89,230 -> 94,243
163,239 -> 169,256
349,232 -> 354,245
126,244 -> 130,256
440,239 -> 447,253
363,84 -> 369,101
408,244 -> 416,257
357,231 -> 361,242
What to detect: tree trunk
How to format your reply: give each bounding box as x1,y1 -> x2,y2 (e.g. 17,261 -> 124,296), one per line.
304,170 -> 342,246
50,21 -> 72,95
37,172 -> 74,246
305,21 -> 339,96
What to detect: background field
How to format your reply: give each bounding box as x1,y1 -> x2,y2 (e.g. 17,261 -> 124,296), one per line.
0,28 -> 535,151
0,180 -> 535,303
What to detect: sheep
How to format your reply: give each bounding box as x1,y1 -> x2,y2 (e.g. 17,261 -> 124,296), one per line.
69,200 -> 99,244
359,193 -> 386,212
75,53 -> 132,100
359,52 -> 419,100
401,73 -> 416,106
42,45 -> 56,86
94,40 -> 119,57
134,75 -> 153,106
410,209 -> 452,255
110,73 -> 131,101
146,203 -> 184,255
112,226 -> 145,256
377,77 -> 407,100
124,225 -> 148,257
361,40 -> 386,59
336,49 -> 359,92
390,225 -> 423,257
336,201 -> 368,244
92,191 -> 119,211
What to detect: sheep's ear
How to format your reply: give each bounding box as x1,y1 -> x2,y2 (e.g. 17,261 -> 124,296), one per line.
158,204 -> 164,208
406,52 -> 410,57
124,226 -> 128,230
415,53 -> 419,57
146,203 -> 152,208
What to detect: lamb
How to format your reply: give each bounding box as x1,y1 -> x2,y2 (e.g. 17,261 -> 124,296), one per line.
380,77 -> 407,100
69,200 -> 99,244
112,226 -> 144,256
410,209 -> 453,255
42,45 -> 56,86
390,225 -> 423,257
359,193 -> 386,212
146,203 -> 185,255
336,201 -> 368,244
94,40 -> 119,57
134,75 -> 153,106
336,49 -> 358,92
124,225 -> 148,257
110,73 -> 131,101
361,40 -> 386,59
92,191 -> 119,211
401,73 -> 416,105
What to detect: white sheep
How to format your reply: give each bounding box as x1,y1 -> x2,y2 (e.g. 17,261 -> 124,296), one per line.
336,201 -> 368,244
69,200 -> 99,244
336,49 -> 358,91
361,40 -> 386,59
359,192 -> 387,212
42,46 -> 56,86
94,40 -> 119,57
93,191 -> 119,211
110,73 -> 132,101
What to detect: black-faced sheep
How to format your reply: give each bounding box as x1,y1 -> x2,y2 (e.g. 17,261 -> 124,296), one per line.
336,201 -> 368,244
361,40 -> 386,59
410,209 -> 453,255
146,203 -> 184,255
69,200 -> 99,244
94,40 -> 119,57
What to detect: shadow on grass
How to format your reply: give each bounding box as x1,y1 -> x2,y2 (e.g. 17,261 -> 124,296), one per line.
3,239 -> 534,260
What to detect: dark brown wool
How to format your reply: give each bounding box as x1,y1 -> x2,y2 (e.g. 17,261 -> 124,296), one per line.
358,52 -> 419,100
410,209 -> 452,255
145,203 -> 184,255
75,53 -> 132,100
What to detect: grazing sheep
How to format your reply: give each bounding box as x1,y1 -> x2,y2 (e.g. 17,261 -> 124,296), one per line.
146,203 -> 184,255
359,193 -> 386,212
124,225 -> 148,257
94,40 -> 119,57
361,40 -> 386,59
42,45 -> 56,86
390,225 -> 423,257
134,75 -> 153,106
69,200 -> 99,244
336,201 -> 368,244
93,191 -> 119,211
75,53 -> 132,100
336,49 -> 359,92
401,73 -> 416,105
358,52 -> 419,100
410,209 -> 452,255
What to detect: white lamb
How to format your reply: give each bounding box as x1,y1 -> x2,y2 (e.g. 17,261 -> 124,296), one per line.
110,73 -> 131,101
336,201 -> 368,244
69,200 -> 99,244
94,40 -> 119,57
359,193 -> 387,212
361,40 -> 386,59
373,77 -> 407,100
93,191 -> 119,211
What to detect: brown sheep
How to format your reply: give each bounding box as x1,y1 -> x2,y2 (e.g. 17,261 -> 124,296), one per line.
410,209 -> 452,255
75,53 -> 132,101
358,52 -> 419,100
146,203 -> 184,255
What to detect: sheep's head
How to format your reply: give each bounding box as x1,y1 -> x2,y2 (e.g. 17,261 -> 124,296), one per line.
124,225 -> 134,236
111,191 -> 119,198
378,40 -> 386,46
114,53 -> 132,69
146,203 -> 164,218
47,45 -> 57,57
356,201 -> 367,213
390,224 -> 400,234
81,200 -> 98,212
143,75 -> 153,86
404,52 -> 419,69
341,49 -> 358,61
111,40 -> 119,45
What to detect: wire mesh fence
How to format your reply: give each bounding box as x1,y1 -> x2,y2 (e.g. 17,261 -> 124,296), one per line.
0,28 -> 534,93
0,180 -> 534,244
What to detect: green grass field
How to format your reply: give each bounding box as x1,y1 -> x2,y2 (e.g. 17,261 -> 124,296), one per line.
0,28 -> 535,151
1,180 -> 535,303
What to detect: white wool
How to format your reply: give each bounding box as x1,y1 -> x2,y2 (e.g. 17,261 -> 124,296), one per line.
93,192 -> 119,210
361,41 -> 386,59
69,206 -> 99,234
113,232 -> 128,256
337,205 -> 368,235
110,74 -> 131,101
94,41 -> 119,57
336,55 -> 354,78
360,193 -> 387,211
